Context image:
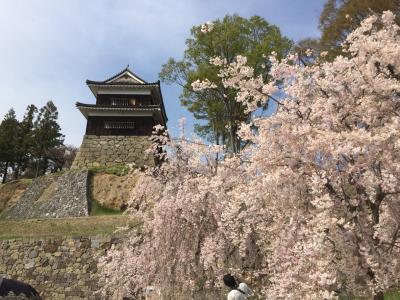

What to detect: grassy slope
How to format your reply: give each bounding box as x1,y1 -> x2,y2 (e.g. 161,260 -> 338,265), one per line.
90,199 -> 123,216
0,215 -> 140,239
385,290 -> 400,299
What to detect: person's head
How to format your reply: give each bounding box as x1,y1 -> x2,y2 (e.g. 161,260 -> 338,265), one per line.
223,274 -> 238,289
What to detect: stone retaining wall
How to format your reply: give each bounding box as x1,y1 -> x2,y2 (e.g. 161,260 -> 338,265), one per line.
0,236 -> 122,300
72,135 -> 154,169
4,170 -> 89,220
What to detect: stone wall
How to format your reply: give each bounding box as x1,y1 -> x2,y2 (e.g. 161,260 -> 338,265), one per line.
71,135 -> 154,169
0,235 -> 122,300
4,170 -> 89,220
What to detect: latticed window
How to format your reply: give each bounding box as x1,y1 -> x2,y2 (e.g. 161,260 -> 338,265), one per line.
104,121 -> 135,129
110,98 -> 137,106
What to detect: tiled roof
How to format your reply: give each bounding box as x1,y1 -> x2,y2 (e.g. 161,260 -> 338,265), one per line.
85,80 -> 160,86
82,66 -> 168,123
75,102 -> 166,125
76,102 -> 161,110
86,66 -> 149,85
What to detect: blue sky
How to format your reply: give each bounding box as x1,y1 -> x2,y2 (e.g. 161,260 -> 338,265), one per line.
0,0 -> 326,146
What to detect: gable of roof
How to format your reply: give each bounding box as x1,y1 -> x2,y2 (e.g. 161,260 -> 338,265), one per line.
82,67 -> 168,124
86,66 -> 147,85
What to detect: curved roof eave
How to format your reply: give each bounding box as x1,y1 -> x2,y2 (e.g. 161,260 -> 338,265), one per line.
86,66 -> 148,85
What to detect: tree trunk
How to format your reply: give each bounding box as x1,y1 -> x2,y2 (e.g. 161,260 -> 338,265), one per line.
13,165 -> 19,180
373,291 -> 384,300
230,122 -> 238,153
215,132 -> 220,162
42,158 -> 48,175
35,159 -> 40,178
2,162 -> 8,184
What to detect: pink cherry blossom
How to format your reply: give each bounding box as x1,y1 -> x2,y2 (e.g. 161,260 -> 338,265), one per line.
100,12 -> 400,299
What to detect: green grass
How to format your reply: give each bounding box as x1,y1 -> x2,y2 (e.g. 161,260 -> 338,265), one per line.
89,164 -> 132,176
90,199 -> 123,216
385,290 -> 400,300
0,178 -> 33,185
0,215 -> 140,239
17,178 -> 33,185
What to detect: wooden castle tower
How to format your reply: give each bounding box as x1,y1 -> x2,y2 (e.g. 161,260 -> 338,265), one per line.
72,67 -> 168,168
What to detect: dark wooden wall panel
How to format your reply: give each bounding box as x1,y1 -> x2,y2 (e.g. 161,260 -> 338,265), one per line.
85,116 -> 154,136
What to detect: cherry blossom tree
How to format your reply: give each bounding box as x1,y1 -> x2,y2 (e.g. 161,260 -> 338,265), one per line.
100,12 -> 400,300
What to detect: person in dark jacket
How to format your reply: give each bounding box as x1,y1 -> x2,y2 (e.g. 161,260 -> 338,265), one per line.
0,278 -> 41,299
223,274 -> 252,300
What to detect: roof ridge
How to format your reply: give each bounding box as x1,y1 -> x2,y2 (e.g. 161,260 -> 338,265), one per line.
86,80 -> 159,86
86,67 -> 148,85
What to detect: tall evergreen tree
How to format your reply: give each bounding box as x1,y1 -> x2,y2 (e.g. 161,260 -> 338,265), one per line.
32,101 -> 64,176
0,109 -> 19,183
14,105 -> 37,178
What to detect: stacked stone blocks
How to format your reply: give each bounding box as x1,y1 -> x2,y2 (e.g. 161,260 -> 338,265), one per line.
0,236 -> 122,300
4,170 -> 89,220
72,135 -> 154,169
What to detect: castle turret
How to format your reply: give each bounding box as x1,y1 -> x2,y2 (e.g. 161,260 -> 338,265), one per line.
72,67 -> 167,168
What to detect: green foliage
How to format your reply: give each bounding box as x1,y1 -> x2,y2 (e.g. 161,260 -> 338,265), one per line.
0,109 -> 19,183
32,101 -> 65,175
33,101 -> 64,151
320,0 -> 399,49
0,101 -> 66,181
297,0 -> 400,60
0,109 -> 19,161
14,105 -> 37,177
160,14 -> 292,152
89,164 -> 132,177
90,199 -> 123,216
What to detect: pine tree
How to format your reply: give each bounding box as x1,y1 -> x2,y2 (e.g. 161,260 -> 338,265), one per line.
0,109 -> 19,183
14,105 -> 37,178
32,101 -> 64,176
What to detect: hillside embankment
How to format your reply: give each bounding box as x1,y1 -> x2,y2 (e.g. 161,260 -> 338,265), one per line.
0,179 -> 32,214
90,172 -> 140,211
0,168 -> 140,219
0,168 -> 142,299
